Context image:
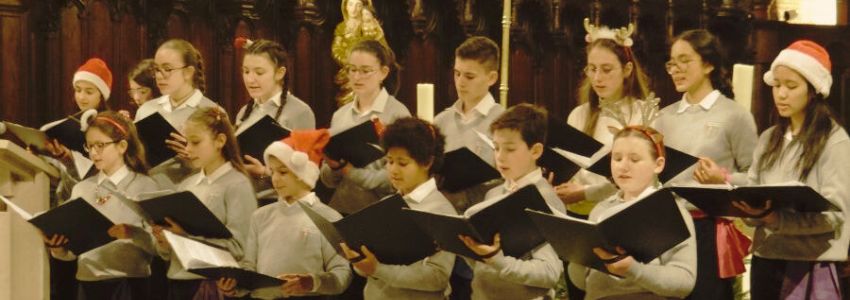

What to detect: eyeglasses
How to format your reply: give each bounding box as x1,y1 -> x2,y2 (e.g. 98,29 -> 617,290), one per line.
583,65 -> 620,78
84,141 -> 118,154
345,65 -> 378,77
154,65 -> 188,78
665,57 -> 697,74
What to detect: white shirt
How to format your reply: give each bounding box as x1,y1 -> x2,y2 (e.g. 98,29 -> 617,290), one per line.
404,178 -> 438,204
157,89 -> 204,114
676,90 -> 721,114
96,165 -> 130,186
452,93 -> 498,124
353,88 -> 390,117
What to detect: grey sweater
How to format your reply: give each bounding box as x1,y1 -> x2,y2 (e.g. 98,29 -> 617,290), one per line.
433,95 -> 505,213
321,88 -> 411,214
234,91 -> 316,132
465,169 -> 565,300
52,167 -> 160,281
745,125 -> 850,261
240,193 -> 350,298
568,187 -> 697,299
362,178 -> 456,299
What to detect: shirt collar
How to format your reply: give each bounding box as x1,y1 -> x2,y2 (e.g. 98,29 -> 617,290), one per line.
453,93 -> 497,121
255,91 -> 283,108
353,88 -> 389,116
617,185 -> 659,203
784,129 -> 794,141
676,90 -> 721,113
96,165 -> 130,186
280,192 -> 318,208
404,178 -> 437,204
194,162 -> 233,186
504,168 -> 543,193
157,89 -> 203,112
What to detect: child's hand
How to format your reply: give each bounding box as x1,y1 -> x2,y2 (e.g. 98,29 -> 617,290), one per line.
165,132 -> 189,160
459,233 -> 501,259
732,200 -> 777,224
151,225 -> 170,249
44,139 -> 71,160
593,246 -> 634,276
280,274 -> 314,296
555,182 -> 585,205
216,277 -> 238,296
694,157 -> 726,184
42,233 -> 70,255
340,243 -> 379,276
243,155 -> 268,178
107,224 -> 135,239
163,217 -> 187,236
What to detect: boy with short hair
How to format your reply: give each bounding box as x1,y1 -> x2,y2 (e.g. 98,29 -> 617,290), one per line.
460,103 -> 565,300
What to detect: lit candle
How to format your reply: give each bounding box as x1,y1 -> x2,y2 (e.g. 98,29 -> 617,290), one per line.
416,83 -> 434,122
732,64 -> 754,113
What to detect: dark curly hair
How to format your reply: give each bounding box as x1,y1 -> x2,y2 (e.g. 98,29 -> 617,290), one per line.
381,117 -> 445,175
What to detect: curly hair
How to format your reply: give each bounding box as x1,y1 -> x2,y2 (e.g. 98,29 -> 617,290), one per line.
381,117 -> 446,175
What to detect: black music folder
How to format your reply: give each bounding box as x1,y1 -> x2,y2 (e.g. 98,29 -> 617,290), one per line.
137,191 -> 232,239
41,118 -> 86,153
525,189 -> 690,273
135,112 -> 179,167
235,115 -> 291,163
547,118 -> 604,157
539,148 -> 581,185
1,197 -> 114,255
438,147 -> 500,192
324,120 -> 383,168
670,183 -> 834,218
402,185 -> 553,260
585,146 -> 699,183
300,194 -> 436,265
3,121 -> 51,152
190,267 -> 285,290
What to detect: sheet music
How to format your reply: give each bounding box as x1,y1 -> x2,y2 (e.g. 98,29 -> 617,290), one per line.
164,230 -> 239,269
0,195 -> 34,220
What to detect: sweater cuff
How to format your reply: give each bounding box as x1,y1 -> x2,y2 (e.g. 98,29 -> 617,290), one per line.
483,250 -> 509,270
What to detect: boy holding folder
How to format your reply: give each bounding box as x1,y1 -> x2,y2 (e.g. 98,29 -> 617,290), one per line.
459,104 -> 565,299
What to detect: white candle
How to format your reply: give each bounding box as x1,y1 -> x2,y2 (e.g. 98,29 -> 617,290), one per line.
416,83 -> 435,122
732,64 -> 754,113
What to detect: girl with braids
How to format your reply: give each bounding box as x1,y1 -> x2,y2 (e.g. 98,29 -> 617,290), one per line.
568,126 -> 696,299
135,39 -> 221,188
737,40 -> 849,299
320,39 -> 411,215
151,107 -> 257,299
232,38 -> 316,191
654,29 -> 757,300
340,117 -> 456,299
44,111 -> 159,299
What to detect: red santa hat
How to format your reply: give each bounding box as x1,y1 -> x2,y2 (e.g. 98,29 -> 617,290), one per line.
263,129 -> 330,188
73,58 -> 113,100
763,40 -> 832,97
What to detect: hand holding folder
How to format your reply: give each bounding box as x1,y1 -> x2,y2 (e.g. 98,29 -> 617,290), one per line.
402,185 -> 553,260
670,182 -> 834,218
163,231 -> 284,290
135,112 -> 180,167
235,115 -> 291,163
137,191 -> 232,239
299,194 -> 436,265
525,189 -> 690,273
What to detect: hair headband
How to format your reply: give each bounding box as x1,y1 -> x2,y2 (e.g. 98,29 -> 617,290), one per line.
622,125 -> 664,158
96,116 -> 127,136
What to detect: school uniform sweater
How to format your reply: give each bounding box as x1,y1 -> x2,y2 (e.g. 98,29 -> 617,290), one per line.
464,168 -> 565,300
134,89 -> 220,189
361,178 -> 456,299
320,88 -> 411,214
655,91 -> 758,188
565,100 -> 649,216
433,93 -> 505,213
745,125 -> 850,261
240,192 -> 350,299
156,162 -> 258,280
52,166 -> 160,281
234,91 -> 316,132
567,186 -> 697,299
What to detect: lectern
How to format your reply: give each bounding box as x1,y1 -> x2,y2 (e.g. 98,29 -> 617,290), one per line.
0,140 -> 58,300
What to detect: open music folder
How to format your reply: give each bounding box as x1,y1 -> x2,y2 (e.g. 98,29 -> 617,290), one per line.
525,189 -> 690,273
670,182 -> 834,218
164,231 -> 284,290
235,115 -> 291,163
574,145 -> 699,183
324,120 -> 384,168
134,112 -> 179,167
546,118 -> 604,157
137,191 -> 232,239
402,185 -> 553,260
300,194 -> 436,265
438,130 -> 500,193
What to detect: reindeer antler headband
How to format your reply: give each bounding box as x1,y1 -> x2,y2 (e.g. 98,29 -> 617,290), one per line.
583,18 -> 635,48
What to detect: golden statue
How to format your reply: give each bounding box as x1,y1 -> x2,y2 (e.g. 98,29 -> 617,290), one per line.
332,0 -> 389,105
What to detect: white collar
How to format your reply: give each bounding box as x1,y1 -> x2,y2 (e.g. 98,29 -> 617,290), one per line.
194,162 -> 233,185
617,185 -> 658,203
504,168 -> 543,192
676,90 -> 721,113
353,88 -> 389,116
157,89 -> 204,112
784,129 -> 795,141
454,93 -> 497,118
255,90 -> 283,108
404,178 -> 437,204
96,165 -> 130,186
281,192 -> 318,208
